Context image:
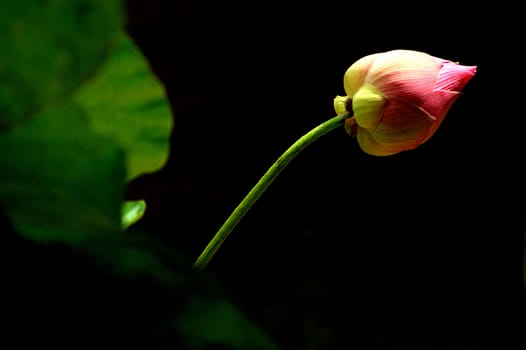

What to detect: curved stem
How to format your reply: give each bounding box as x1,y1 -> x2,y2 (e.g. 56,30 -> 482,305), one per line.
193,113 -> 349,270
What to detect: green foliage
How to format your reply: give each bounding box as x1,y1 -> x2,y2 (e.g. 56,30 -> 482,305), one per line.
75,33 -> 174,180
0,0 -> 278,348
0,0 -> 172,240
0,102 -> 125,242
122,199 -> 147,230
0,0 -> 123,127
177,298 -> 278,350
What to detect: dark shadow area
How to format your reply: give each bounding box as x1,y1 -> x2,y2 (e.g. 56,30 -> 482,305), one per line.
125,1 -> 526,348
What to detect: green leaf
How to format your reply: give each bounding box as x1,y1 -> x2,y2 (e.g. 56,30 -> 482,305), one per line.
0,103 -> 126,243
0,0 -> 123,127
121,199 -> 146,230
75,32 -> 174,180
0,0 -> 178,292
176,298 -> 278,350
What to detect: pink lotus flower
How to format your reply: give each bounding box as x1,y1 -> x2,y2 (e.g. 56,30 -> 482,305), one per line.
334,49 -> 477,156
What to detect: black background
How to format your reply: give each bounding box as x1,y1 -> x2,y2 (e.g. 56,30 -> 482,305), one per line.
3,1 -> 526,349
125,0 -> 526,348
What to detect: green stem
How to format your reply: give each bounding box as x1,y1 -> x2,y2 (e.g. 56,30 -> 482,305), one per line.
193,113 -> 349,270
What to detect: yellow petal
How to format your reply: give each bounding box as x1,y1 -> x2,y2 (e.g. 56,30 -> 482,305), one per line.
343,53 -> 381,97
352,84 -> 386,130
356,128 -> 400,156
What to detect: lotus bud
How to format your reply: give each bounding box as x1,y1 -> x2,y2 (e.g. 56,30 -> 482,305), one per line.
335,49 -> 477,156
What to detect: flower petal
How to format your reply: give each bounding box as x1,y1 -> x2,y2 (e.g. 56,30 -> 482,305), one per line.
343,53 -> 380,97
356,127 -> 400,156
352,84 -> 386,130
421,89 -> 460,120
434,62 -> 477,91
366,50 -> 441,105
420,89 -> 460,143
370,99 -> 435,149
